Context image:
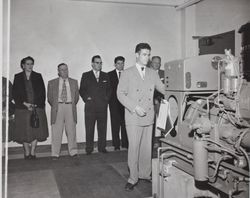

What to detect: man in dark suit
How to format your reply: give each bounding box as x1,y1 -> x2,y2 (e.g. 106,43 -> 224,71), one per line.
80,55 -> 112,155
108,56 -> 128,151
150,56 -> 165,147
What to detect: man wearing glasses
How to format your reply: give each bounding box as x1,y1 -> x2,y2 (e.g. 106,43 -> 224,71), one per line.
79,55 -> 112,155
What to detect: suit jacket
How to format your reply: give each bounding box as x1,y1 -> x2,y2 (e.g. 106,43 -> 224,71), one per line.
12,71 -> 46,109
79,70 -> 112,113
117,66 -> 165,126
47,77 -> 79,124
154,69 -> 165,103
108,69 -> 124,115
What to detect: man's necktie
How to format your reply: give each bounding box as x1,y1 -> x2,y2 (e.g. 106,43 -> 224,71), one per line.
118,71 -> 121,79
61,79 -> 67,102
95,71 -> 99,82
141,67 -> 145,79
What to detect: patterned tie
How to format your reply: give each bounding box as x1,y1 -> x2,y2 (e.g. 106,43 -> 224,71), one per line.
61,79 -> 67,102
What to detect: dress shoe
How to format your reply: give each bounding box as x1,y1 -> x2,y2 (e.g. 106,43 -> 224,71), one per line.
122,145 -> 128,149
125,182 -> 137,191
99,149 -> 108,153
24,154 -> 31,160
71,154 -> 78,158
52,156 -> 59,160
30,155 -> 37,160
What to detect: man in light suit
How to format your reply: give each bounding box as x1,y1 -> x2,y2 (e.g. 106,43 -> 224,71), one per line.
150,56 -> 165,146
117,43 -> 165,191
48,63 -> 79,159
108,56 -> 128,151
79,55 -> 112,155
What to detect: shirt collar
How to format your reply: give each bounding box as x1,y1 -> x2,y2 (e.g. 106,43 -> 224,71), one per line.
116,69 -> 123,73
93,69 -> 99,73
59,77 -> 68,81
136,63 -> 146,71
115,69 -> 122,79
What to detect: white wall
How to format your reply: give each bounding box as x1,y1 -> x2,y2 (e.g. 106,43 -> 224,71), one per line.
7,0 -> 181,147
180,0 -> 250,58
180,5 -> 198,58
195,0 -> 250,57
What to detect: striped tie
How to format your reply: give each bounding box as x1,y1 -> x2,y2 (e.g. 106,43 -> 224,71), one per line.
61,79 -> 67,102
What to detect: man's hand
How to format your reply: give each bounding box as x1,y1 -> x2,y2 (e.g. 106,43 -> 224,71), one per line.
135,106 -> 146,117
154,99 -> 159,105
23,102 -> 37,111
23,102 -> 33,111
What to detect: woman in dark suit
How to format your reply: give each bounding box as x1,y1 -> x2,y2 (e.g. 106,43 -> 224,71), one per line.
12,56 -> 48,159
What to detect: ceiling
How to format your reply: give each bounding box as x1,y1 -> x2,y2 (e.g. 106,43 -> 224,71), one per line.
71,0 -> 203,9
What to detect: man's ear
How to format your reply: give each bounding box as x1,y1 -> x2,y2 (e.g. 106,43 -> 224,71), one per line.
135,52 -> 139,59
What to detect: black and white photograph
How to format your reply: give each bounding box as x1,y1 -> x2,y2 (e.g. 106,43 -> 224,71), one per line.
1,0 -> 250,197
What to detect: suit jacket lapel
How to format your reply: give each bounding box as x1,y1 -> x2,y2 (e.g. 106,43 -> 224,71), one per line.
113,70 -> 118,85
68,78 -> 75,102
91,71 -> 98,83
144,67 -> 149,81
55,78 -> 59,102
99,72 -> 103,83
132,66 -> 143,81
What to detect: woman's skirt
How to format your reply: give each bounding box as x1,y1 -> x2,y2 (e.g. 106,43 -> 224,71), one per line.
12,108 -> 49,144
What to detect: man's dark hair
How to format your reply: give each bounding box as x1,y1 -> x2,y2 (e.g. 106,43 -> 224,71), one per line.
151,56 -> 161,62
20,56 -> 34,68
57,63 -> 67,69
135,43 -> 151,53
91,55 -> 101,63
114,56 -> 125,64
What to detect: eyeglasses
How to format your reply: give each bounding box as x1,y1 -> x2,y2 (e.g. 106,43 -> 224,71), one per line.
94,62 -> 102,64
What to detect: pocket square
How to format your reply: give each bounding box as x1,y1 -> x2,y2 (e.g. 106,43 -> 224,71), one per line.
102,80 -> 107,83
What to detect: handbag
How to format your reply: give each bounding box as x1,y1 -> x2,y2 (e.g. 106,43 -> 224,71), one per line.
30,107 -> 39,128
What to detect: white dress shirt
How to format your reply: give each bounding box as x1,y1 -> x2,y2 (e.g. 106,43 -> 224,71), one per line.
58,77 -> 72,102
116,69 -> 123,79
136,63 -> 146,79
93,70 -> 100,81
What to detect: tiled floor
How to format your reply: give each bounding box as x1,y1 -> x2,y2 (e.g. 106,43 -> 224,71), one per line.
5,150 -> 152,198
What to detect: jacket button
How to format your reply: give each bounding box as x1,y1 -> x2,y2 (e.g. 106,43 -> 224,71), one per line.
149,108 -> 151,110
150,88 -> 152,91
137,89 -> 139,92
139,99 -> 141,102
149,98 -> 151,101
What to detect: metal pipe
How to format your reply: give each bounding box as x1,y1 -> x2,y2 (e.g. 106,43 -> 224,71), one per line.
193,138 -> 208,181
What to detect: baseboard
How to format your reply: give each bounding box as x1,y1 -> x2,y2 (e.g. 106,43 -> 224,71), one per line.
5,140 -> 115,159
